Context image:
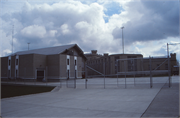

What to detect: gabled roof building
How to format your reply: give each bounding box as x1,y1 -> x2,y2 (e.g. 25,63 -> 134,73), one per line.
1,44 -> 87,81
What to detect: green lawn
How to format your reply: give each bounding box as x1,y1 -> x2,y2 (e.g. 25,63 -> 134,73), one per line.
1,83 -> 55,98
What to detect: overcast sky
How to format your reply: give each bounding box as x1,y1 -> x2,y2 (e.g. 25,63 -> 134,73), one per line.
0,0 -> 179,61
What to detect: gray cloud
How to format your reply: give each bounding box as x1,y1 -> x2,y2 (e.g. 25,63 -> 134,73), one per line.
1,1 -> 107,52
112,0 -> 179,45
0,0 -> 179,58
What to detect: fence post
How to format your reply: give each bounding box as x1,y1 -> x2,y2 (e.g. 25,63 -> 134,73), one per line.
34,68 -> 36,85
168,55 -> 171,88
133,59 -> 135,86
59,66 -> 62,88
116,60 -> 119,88
103,62 -> 105,89
85,64 -> 87,89
7,69 -> 9,83
74,64 -> 76,89
66,70 -> 68,88
24,68 -> 26,84
124,60 -> 127,89
15,68 -> 17,84
149,56 -> 152,88
46,66 -> 48,86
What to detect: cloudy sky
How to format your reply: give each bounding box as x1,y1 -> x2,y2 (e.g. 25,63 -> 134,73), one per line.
0,0 -> 179,61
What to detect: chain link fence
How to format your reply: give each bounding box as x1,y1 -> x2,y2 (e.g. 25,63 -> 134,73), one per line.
1,56 -> 174,89
85,56 -> 172,89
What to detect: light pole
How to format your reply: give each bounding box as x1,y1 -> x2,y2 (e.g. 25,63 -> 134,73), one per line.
167,43 -> 180,57
12,25 -> 14,54
121,26 -> 124,54
28,43 -> 30,50
167,42 -> 180,87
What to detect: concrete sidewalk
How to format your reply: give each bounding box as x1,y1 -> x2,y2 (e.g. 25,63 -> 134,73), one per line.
142,76 -> 179,117
1,76 -> 179,117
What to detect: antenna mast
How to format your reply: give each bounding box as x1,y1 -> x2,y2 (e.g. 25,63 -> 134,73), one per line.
12,25 -> 14,54
121,26 -> 124,54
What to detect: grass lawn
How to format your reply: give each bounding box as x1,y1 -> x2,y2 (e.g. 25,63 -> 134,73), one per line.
1,83 -> 55,98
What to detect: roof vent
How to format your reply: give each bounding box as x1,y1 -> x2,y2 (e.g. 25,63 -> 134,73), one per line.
91,50 -> 97,55
104,53 -> 109,57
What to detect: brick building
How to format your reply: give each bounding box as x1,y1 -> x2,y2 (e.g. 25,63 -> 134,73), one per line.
85,50 -> 177,76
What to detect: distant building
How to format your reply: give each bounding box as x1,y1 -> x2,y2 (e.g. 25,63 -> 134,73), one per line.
85,50 -> 177,76
1,44 -> 87,81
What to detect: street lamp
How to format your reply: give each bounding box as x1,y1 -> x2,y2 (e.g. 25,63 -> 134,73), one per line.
121,27 -> 124,54
28,43 -> 30,50
166,42 -> 180,87
167,43 -> 180,57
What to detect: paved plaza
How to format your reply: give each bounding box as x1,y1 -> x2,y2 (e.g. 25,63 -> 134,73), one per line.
1,76 -> 179,117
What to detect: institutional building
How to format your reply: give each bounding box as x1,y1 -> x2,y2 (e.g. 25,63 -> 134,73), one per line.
85,50 -> 177,76
1,45 -> 178,81
1,44 -> 87,81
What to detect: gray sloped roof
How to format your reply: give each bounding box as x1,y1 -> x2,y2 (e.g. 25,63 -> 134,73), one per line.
14,44 -> 77,55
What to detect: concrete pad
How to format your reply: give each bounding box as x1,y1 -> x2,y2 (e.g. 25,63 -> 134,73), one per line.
1,88 -> 160,117
1,76 -> 178,117
142,76 -> 179,117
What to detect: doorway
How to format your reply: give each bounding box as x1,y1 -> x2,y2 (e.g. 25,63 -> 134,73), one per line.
37,70 -> 44,82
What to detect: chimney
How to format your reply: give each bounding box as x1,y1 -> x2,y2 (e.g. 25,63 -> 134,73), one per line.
104,53 -> 109,57
170,53 -> 176,59
91,50 -> 97,55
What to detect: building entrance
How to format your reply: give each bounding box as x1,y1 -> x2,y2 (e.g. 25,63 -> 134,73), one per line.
37,70 -> 44,82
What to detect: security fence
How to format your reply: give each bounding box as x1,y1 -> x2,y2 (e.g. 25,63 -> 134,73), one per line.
1,56 -> 174,89
85,56 -> 172,89
115,56 -> 171,88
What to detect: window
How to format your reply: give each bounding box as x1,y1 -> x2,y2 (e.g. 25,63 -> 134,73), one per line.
16,59 -> 18,65
9,60 -> 11,66
75,60 -> 76,65
67,70 -> 69,79
67,59 -> 69,65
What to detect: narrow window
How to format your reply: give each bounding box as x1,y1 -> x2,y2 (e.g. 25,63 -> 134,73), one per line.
16,59 -> 18,65
67,59 -> 69,65
67,70 -> 69,79
9,60 -> 11,66
75,60 -> 76,65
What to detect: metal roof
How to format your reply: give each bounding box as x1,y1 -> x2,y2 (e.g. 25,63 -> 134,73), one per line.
13,44 -> 77,55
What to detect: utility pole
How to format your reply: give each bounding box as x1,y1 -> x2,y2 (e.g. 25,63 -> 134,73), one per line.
121,27 -> 124,54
